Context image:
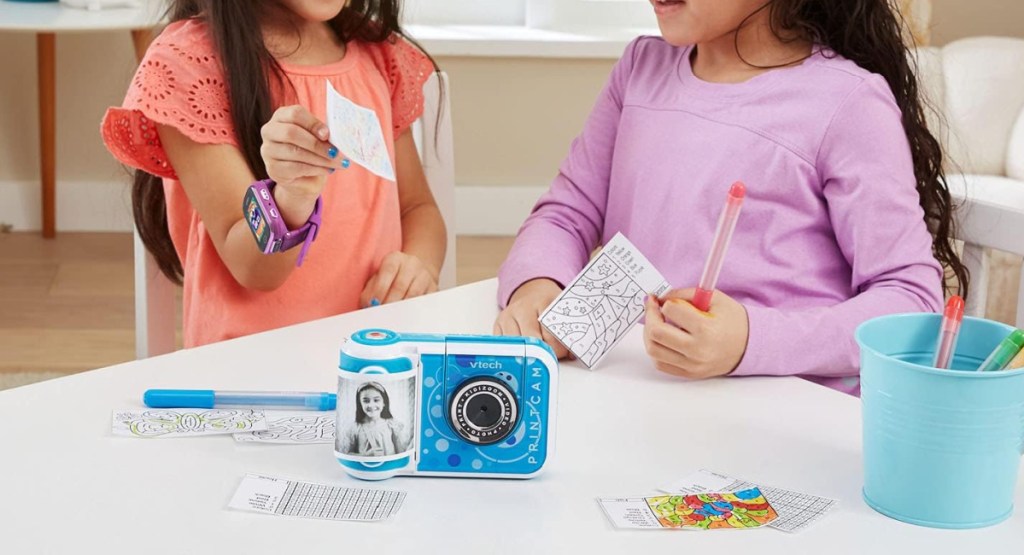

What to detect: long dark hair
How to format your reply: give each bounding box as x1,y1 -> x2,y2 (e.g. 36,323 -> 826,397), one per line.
354,382 -> 393,423
132,0 -> 437,284
746,0 -> 968,299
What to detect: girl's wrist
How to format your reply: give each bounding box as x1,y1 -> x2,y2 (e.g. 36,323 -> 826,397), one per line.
272,185 -> 320,230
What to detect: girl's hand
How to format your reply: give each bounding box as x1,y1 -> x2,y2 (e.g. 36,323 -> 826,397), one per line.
259,105 -> 343,227
360,251 -> 439,307
643,288 -> 749,379
494,278 -> 570,359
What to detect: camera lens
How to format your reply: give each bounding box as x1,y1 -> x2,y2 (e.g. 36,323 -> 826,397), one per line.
449,377 -> 518,445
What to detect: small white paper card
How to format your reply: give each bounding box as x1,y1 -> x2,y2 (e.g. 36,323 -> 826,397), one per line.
228,474 -> 406,522
112,408 -> 268,438
661,469 -> 837,533
597,497 -> 669,529
233,411 -> 336,444
325,81 -> 396,182
540,232 -> 670,368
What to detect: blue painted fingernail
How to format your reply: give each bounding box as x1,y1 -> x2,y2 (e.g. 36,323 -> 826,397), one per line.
328,146 -> 338,159
370,298 -> 380,307
341,158 -> 351,169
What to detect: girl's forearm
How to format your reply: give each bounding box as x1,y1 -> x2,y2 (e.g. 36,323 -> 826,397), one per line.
400,202 -> 447,279
220,218 -> 303,291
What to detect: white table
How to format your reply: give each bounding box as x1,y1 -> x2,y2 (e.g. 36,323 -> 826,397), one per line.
1,279 -> 1021,553
0,0 -> 164,237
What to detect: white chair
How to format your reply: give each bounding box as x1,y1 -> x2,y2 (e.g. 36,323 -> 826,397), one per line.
915,37 -> 1024,328
134,72 -> 456,358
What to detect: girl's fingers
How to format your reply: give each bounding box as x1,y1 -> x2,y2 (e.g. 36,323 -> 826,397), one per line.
383,266 -> 416,305
644,338 -> 693,371
660,297 -> 711,335
267,160 -> 332,181
539,326 -> 570,359
513,308 -> 544,340
262,121 -> 338,161
653,360 -> 699,379
368,258 -> 401,306
645,296 -> 695,351
271,105 -> 330,142
499,313 -> 523,337
358,277 -> 378,309
405,272 -> 432,300
262,140 -> 337,169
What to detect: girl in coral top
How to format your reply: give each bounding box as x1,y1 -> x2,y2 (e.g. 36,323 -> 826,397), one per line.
102,0 -> 446,347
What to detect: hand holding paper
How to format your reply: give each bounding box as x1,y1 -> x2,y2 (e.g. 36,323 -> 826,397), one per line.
539,232 -> 669,368
325,81 -> 396,182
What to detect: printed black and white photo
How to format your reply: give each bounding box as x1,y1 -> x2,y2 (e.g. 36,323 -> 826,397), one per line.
336,375 -> 415,459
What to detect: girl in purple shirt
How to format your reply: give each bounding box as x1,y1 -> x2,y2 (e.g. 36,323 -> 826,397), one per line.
495,0 -> 967,395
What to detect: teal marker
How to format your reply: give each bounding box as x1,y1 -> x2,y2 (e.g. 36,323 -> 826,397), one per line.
977,329 -> 1024,372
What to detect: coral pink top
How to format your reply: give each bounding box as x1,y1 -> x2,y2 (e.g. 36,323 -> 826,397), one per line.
102,19 -> 434,347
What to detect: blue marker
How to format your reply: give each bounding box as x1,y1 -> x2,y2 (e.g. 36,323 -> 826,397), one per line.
143,389 -> 336,411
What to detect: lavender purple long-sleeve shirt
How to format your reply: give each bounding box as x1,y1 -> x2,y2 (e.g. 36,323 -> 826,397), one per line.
497,37 -> 943,395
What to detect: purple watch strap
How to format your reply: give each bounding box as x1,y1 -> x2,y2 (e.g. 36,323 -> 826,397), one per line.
259,179 -> 322,266
290,196 -> 322,266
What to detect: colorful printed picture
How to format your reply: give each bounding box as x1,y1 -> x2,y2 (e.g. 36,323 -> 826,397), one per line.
646,488 -> 778,530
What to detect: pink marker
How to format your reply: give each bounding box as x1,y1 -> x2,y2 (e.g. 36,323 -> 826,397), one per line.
932,295 -> 964,369
692,181 -> 745,312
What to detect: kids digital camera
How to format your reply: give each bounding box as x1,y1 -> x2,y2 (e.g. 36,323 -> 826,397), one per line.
334,329 -> 558,480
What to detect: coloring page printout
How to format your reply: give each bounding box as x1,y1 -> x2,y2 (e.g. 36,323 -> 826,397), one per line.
325,81 -> 396,182
662,469 -> 837,533
112,409 -> 268,438
233,411 -> 336,444
599,488 -> 777,530
540,232 -> 670,368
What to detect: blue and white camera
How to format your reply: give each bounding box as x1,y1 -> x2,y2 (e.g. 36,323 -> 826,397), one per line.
334,329 -> 558,480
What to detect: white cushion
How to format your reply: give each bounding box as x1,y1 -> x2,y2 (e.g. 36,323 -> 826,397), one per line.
939,37 -> 1024,176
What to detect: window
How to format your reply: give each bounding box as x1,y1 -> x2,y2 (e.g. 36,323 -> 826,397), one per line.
402,0 -> 525,26
527,0 -> 655,29
403,0 -> 655,29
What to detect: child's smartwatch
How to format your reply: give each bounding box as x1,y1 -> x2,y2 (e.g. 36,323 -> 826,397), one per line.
242,178 -> 322,266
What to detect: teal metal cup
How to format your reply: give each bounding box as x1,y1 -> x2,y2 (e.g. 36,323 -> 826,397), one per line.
857,314 -> 1024,528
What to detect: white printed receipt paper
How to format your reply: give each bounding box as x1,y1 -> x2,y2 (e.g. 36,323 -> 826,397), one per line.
229,474 -> 405,522
325,81 -> 396,182
540,233 -> 670,368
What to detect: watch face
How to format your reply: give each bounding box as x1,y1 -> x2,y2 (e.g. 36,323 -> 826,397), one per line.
244,189 -> 271,251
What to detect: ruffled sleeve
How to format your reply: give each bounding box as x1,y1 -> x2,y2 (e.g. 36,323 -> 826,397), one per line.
363,35 -> 436,135
100,20 -> 236,179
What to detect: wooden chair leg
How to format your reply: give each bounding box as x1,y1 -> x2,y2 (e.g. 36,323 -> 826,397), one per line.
37,33 -> 56,239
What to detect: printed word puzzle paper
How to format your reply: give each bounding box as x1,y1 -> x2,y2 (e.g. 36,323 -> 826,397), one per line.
599,488 -> 777,530
234,411 -> 336,444
540,232 -> 669,368
112,409 -> 268,438
662,469 -> 837,533
229,474 -> 405,521
325,81 -> 396,181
